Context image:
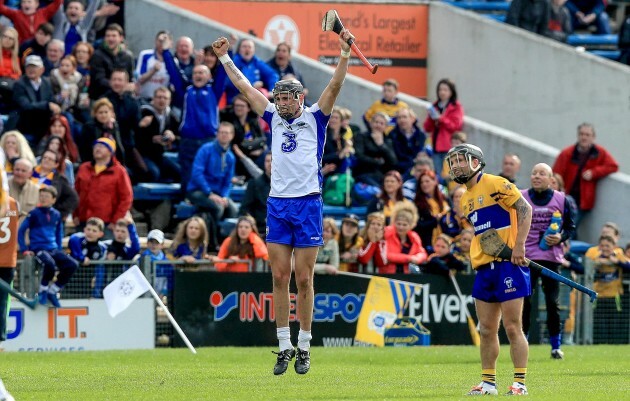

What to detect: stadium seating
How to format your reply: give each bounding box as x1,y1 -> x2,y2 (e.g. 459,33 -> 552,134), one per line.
133,183 -> 181,201
567,34 -> 618,47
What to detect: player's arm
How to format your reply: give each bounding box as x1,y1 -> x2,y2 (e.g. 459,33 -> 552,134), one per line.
511,196 -> 532,266
212,37 -> 268,116
317,29 -> 353,115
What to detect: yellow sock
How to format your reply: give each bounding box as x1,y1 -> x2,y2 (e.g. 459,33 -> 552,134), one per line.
482,369 -> 496,386
514,368 -> 527,386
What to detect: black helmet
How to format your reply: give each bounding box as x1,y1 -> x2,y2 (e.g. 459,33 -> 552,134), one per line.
272,79 -> 304,99
446,144 -> 486,184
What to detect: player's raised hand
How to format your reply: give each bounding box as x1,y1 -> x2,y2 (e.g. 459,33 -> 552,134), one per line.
213,37 -> 230,57
338,28 -> 354,52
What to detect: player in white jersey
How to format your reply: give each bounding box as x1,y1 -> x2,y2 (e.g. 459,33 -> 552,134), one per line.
213,30 -> 352,375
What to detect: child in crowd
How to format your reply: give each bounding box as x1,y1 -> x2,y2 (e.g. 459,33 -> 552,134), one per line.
104,214 -> 140,262
171,216 -> 208,263
422,234 -> 466,276
337,214 -> 364,273
18,186 -> 78,307
314,217 -> 340,275
357,212 -> 386,274
452,228 -> 473,272
68,217 -> 107,297
209,215 -> 268,273
141,229 -> 172,298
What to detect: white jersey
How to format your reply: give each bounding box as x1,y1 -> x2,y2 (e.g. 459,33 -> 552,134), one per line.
262,102 -> 329,198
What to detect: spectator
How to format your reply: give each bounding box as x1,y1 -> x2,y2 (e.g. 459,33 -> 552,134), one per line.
79,97 -> 124,163
19,22 -> 52,67
367,170 -> 412,225
209,215 -> 268,272
239,151 -> 271,236
389,107 -> 428,174
224,38 -> 278,104
0,27 -> 22,85
267,42 -> 306,88
506,0 -> 550,36
413,170 -> 450,254
1,130 -> 36,174
521,163 -> 577,359
72,41 -> 93,77
18,185 -> 78,307
171,216 -> 209,263
402,156 -> 434,201
552,122 -> 618,229
141,229 -> 172,297
314,217 -> 340,275
321,106 -> 354,176
440,131 -> 467,194
0,0 -> 62,44
440,185 -> 472,238
357,212 -> 387,273
34,135 -> 72,181
52,0 -> 116,56
337,214 -> 364,273
36,115 -> 79,163
548,0 -> 573,42
498,152 -> 522,184
88,23 -> 134,100
423,78 -> 464,171
103,68 -> 140,170
383,202 -> 428,274
353,111 -> 398,187
585,234 -> 630,344
422,234 -> 466,276
68,216 -> 107,297
221,94 -> 267,178
187,122 -> 238,250
135,30 -> 171,102
43,38 -> 64,75
103,213 -> 140,261
550,172 -> 578,224
8,158 -> 38,224
165,45 -> 227,189
50,54 -> 87,114
566,0 -> 611,34
136,86 -> 180,182
362,78 -> 408,133
74,137 -> 133,234
174,36 -> 195,83
12,55 -> 60,144
32,147 -> 78,219
452,228 -> 473,271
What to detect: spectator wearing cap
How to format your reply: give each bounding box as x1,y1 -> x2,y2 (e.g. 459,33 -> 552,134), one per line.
74,137 -> 132,235
88,23 -> 134,100
12,54 -> 60,145
142,229 -> 173,297
337,214 -> 364,273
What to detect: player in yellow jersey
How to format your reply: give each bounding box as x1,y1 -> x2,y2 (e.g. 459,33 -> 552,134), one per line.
446,144 -> 533,396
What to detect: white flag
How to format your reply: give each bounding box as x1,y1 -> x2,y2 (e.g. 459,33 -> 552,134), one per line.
103,265 -> 152,318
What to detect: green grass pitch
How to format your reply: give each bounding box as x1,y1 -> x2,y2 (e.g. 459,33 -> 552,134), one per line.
2,345 -> 628,400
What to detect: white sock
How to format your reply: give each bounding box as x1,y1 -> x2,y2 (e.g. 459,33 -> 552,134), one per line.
276,327 -> 292,351
39,285 -> 48,292
48,283 -> 61,294
297,329 -> 312,351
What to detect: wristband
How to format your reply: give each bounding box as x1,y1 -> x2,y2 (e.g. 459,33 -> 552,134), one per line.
340,49 -> 351,58
219,54 -> 232,64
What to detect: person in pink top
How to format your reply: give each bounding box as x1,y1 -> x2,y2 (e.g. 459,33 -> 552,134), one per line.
382,202 -> 427,274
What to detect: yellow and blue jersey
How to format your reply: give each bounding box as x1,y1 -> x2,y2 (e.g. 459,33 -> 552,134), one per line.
460,173 -> 522,269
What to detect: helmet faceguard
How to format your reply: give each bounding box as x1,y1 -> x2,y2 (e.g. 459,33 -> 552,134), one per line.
446,144 -> 486,184
272,79 -> 304,120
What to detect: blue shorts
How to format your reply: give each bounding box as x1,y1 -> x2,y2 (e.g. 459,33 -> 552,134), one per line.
472,261 -> 531,303
266,194 -> 324,248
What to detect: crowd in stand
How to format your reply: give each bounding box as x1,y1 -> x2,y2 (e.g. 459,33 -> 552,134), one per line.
0,1 -> 627,333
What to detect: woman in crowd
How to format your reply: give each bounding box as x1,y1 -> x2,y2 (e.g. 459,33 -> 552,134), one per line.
383,202 -> 427,274
366,170 -> 412,225
0,130 -> 36,175
36,136 -> 75,185
357,212 -> 387,273
79,98 -> 125,163
0,27 -> 21,80
423,78 -> 464,170
37,115 -> 80,163
171,216 -> 209,263
50,54 -> 87,114
209,215 -> 268,273
413,170 -> 450,254
314,217 -> 340,275
337,214 -> 364,273
322,106 -> 354,176
72,41 -> 94,77
31,149 -> 78,220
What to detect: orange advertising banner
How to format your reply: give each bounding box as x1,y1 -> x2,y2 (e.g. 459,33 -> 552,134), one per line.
166,0 -> 428,97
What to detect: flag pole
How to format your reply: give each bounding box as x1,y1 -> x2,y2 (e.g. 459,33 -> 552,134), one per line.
336,270 -> 424,289
147,286 -> 197,354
